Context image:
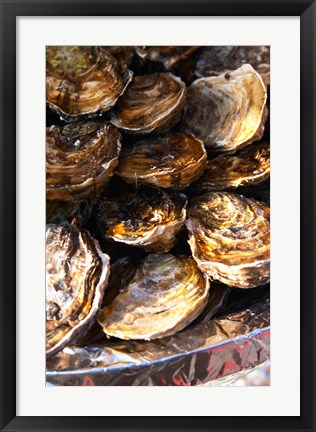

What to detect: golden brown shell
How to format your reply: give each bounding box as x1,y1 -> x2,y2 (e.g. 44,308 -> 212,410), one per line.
46,120 -> 121,201
46,224 -> 110,356
98,253 -> 210,340
186,192 -> 270,288
116,132 -> 207,188
111,73 -> 186,134
97,187 -> 187,252
193,142 -> 270,192
182,64 -> 267,152
46,46 -> 133,120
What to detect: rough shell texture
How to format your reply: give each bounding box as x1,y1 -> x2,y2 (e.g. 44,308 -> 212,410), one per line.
104,46 -> 135,66
46,120 -> 121,201
46,224 -> 110,357
116,132 -> 207,189
195,45 -> 270,86
46,46 -> 133,120
46,200 -> 93,226
182,64 -> 267,152
97,187 -> 187,252
135,46 -> 199,70
111,73 -> 186,134
186,192 -> 270,288
98,253 -> 210,340
193,142 -> 270,192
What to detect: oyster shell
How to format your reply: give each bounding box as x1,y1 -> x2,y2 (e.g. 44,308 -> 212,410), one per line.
46,224 -> 110,356
97,186 -> 187,252
186,192 -> 270,288
46,120 -> 121,201
135,46 -> 199,70
193,142 -> 270,192
111,73 -> 186,134
116,132 -> 207,188
46,46 -> 133,120
98,253 -> 210,340
182,64 -> 267,152
195,45 -> 270,86
104,46 -> 135,66
46,200 -> 93,226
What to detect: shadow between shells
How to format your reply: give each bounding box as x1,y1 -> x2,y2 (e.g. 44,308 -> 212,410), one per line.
46,46 -> 270,386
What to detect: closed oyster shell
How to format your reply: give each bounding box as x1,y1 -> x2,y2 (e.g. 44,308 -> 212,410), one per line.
46,46 -> 133,121
111,73 -> 186,134
116,132 -> 207,188
46,224 -> 110,356
97,187 -> 187,252
46,200 -> 93,226
98,253 -> 210,340
182,64 -> 267,152
46,120 -> 121,201
195,45 -> 270,86
186,192 -> 270,288
135,46 -> 199,70
193,142 -> 270,192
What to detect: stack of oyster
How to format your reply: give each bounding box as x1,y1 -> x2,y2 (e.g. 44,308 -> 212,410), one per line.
46,46 -> 270,360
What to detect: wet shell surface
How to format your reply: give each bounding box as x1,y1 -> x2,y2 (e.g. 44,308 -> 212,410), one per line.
186,192 -> 270,288
135,46 -> 199,70
193,142 -> 270,192
116,132 -> 207,188
46,224 -> 110,357
46,120 -> 121,201
46,46 -> 133,120
195,45 -> 270,86
182,64 -> 267,152
98,253 -> 210,340
97,187 -> 187,252
111,73 -> 186,134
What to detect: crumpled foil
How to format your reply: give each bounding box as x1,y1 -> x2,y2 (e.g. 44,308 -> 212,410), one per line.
46,287 -> 270,386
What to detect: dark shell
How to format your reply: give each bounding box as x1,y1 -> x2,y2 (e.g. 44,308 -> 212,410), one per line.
193,142 -> 270,193
46,224 -> 110,357
186,192 -> 270,289
116,132 -> 207,188
46,46 -> 133,120
195,45 -> 270,86
111,73 -> 186,134
97,186 -> 187,252
135,46 -> 199,70
103,46 -> 135,66
46,120 -> 121,201
182,64 -> 267,152
98,253 -> 210,340
46,200 -> 93,226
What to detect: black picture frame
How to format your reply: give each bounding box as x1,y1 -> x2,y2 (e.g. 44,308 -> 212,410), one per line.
1,0 -> 315,431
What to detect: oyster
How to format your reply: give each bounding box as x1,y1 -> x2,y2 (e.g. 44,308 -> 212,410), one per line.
193,142 -> 270,192
182,64 -> 267,152
195,45 -> 270,86
116,132 -> 207,188
186,192 -> 270,288
46,46 -> 133,120
135,46 -> 199,70
97,187 -> 187,252
111,73 -> 186,134
46,120 -> 121,201
98,253 -> 210,340
46,200 -> 93,226
75,256 -> 138,346
46,224 -> 110,356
